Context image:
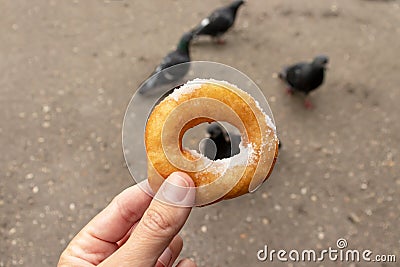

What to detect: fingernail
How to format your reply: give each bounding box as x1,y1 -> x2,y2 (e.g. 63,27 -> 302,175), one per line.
157,246 -> 172,267
161,172 -> 190,204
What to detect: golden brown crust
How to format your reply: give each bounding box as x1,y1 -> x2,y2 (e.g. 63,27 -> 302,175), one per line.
145,80 -> 278,206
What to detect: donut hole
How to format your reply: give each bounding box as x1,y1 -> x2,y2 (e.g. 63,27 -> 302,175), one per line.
182,121 -> 241,160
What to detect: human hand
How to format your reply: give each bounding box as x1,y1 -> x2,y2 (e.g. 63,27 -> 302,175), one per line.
58,172 -> 197,267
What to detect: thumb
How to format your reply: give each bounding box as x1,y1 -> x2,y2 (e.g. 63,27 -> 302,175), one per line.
102,172 -> 195,267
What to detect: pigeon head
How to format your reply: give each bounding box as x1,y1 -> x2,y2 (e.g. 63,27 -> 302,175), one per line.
230,0 -> 245,10
177,32 -> 194,53
207,123 -> 225,140
312,55 -> 329,69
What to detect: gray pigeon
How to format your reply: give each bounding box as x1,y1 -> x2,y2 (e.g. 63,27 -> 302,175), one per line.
279,55 -> 329,109
139,32 -> 194,95
192,0 -> 245,44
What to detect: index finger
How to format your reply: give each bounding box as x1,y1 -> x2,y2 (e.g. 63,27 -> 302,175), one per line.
83,179 -> 153,243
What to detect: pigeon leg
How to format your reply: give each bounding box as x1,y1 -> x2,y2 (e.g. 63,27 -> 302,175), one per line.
214,36 -> 226,45
286,88 -> 294,95
304,98 -> 314,109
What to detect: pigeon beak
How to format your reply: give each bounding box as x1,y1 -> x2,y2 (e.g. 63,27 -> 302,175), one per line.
324,63 -> 330,70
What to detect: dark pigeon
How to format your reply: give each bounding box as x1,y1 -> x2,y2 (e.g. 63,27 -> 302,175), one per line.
201,123 -> 282,160
192,0 -> 245,43
279,55 -> 329,109
201,123 -> 241,160
138,32 -> 194,95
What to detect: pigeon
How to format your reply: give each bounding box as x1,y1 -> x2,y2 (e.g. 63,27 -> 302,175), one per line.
279,55 -> 329,109
201,123 -> 281,160
138,32 -> 194,95
191,0 -> 245,44
201,123 -> 241,160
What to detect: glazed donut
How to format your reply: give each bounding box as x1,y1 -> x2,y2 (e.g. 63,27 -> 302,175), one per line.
145,79 -> 278,206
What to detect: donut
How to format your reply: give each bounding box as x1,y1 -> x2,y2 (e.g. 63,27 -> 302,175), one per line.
145,79 -> 279,206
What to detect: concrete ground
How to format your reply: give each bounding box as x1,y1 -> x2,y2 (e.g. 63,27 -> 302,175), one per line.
1,0 -> 399,266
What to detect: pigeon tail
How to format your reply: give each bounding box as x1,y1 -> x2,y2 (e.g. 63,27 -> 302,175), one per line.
138,74 -> 157,95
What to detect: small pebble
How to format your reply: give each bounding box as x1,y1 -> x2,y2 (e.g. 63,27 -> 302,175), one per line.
25,173 -> 34,180
348,212 -> 361,224
262,218 -> 269,225
103,163 -> 110,171
42,121 -> 50,128
200,225 -> 207,233
69,203 -> 76,211
360,183 -> 368,190
301,187 -> 307,195
32,186 -> 39,194
42,105 -> 50,113
318,232 -> 325,240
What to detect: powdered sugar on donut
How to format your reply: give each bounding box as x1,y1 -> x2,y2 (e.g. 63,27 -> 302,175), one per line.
187,142 -> 255,175
169,82 -> 202,101
170,79 -> 277,132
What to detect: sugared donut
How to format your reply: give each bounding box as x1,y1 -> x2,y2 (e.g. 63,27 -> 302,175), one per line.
145,79 -> 279,206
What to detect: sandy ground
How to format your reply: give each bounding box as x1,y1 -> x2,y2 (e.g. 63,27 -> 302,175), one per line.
1,0 -> 399,266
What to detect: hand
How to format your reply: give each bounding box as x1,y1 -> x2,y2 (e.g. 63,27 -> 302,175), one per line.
58,172 -> 197,267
